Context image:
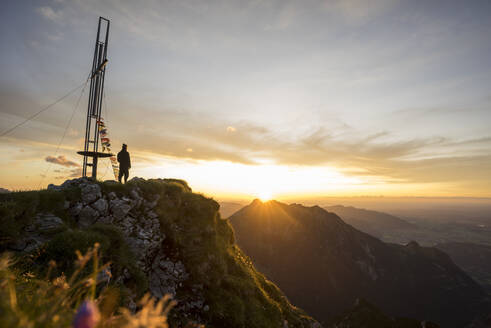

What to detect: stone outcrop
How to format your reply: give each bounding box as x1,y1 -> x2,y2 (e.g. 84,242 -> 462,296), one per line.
46,178 -> 205,318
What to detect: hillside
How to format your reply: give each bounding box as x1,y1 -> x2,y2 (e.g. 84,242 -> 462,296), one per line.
436,242 -> 491,294
0,178 -> 319,328
329,299 -> 439,328
229,199 -> 489,327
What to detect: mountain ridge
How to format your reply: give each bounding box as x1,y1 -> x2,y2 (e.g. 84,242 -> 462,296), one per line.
230,199 -> 489,327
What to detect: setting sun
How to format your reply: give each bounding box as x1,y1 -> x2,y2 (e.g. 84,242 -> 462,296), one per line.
256,190 -> 273,201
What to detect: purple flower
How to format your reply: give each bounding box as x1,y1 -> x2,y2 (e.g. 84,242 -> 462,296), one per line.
73,300 -> 101,328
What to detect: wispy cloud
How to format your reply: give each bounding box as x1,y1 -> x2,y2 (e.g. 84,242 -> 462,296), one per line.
45,155 -> 80,167
37,6 -> 63,22
119,106 -> 490,188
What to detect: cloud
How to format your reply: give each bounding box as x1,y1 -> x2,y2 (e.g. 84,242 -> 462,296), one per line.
37,6 -> 63,22
323,0 -> 399,23
45,155 -> 80,167
123,107 -> 491,189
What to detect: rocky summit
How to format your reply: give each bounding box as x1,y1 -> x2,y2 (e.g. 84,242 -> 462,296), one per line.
0,178 -> 319,328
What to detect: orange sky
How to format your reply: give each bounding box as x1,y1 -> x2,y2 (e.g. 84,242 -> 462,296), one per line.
1,1 -> 490,198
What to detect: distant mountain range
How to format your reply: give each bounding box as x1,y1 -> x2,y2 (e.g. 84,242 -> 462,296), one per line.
324,205 -> 415,238
229,199 -> 489,327
323,204 -> 491,295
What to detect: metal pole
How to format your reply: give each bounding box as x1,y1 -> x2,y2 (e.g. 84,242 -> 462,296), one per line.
79,17 -> 110,180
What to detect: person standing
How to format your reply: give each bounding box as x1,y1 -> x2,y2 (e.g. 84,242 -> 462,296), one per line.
117,143 -> 131,183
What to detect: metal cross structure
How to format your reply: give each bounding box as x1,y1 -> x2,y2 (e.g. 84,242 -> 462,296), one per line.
78,17 -> 113,179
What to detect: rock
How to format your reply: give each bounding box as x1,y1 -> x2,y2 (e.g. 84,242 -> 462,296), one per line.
97,216 -> 114,224
130,188 -> 142,200
108,192 -> 117,200
203,305 -> 209,312
128,176 -> 145,184
61,177 -> 89,188
118,215 -> 136,232
69,202 -> 83,216
80,183 -> 101,204
110,199 -> 132,220
19,238 -> 46,253
91,198 -> 108,214
48,177 -> 89,191
78,205 -> 99,228
147,211 -> 159,220
47,183 -> 61,191
35,214 -> 64,233
8,214 -> 65,252
130,198 -> 142,211
149,253 -> 189,298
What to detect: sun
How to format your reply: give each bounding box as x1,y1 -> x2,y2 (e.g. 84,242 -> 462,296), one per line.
256,190 -> 273,201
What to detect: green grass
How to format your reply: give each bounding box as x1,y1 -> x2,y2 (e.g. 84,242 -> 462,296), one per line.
0,188 -> 80,250
25,223 -> 147,298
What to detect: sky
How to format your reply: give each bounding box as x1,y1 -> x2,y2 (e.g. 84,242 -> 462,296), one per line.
0,0 -> 490,200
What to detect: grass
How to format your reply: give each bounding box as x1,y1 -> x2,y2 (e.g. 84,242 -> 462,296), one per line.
0,188 -> 80,250
23,223 -> 148,299
0,245 -> 174,328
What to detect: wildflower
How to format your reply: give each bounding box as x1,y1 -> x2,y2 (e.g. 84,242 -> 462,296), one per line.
53,275 -> 69,289
85,277 -> 95,287
73,300 -> 100,328
120,293 -> 176,328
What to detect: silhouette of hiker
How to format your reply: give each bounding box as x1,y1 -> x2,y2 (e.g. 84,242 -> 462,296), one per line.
117,144 -> 131,183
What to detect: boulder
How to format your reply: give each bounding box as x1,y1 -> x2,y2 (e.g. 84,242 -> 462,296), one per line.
69,202 -> 83,216
35,214 -> 64,233
8,214 -> 65,252
80,183 -> 101,204
78,205 -> 99,228
110,199 -> 132,220
47,184 -> 61,191
91,198 -> 108,214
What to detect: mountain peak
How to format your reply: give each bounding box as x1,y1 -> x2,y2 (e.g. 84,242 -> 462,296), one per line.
229,200 -> 488,328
